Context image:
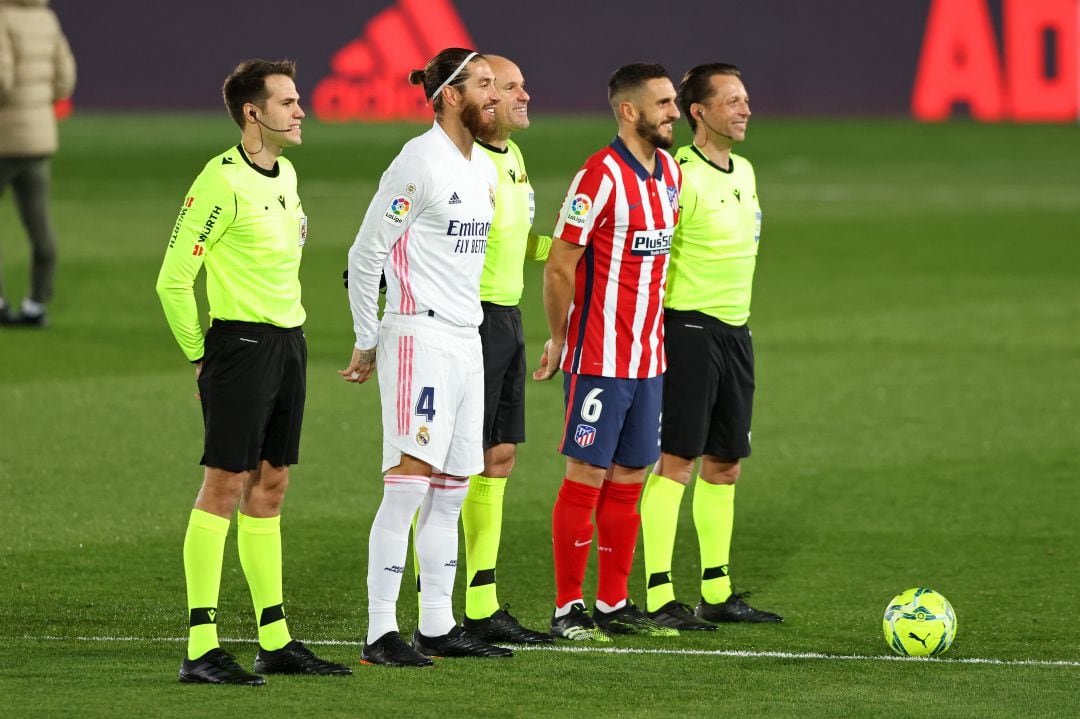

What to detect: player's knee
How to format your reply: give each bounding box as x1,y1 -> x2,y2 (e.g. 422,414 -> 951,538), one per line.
655,453 -> 695,485
701,458 -> 740,485
483,443 -> 516,477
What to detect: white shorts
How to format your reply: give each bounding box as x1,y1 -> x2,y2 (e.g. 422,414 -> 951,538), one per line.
376,312 -> 484,476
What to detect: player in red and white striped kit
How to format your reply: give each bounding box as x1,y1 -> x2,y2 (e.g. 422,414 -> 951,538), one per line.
341,47 -> 512,666
534,62 -> 683,640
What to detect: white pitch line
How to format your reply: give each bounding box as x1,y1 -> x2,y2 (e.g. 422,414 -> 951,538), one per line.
14,635 -> 1080,668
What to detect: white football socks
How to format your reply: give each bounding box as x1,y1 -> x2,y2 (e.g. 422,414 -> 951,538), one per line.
415,475 -> 469,638
366,475 -> 429,644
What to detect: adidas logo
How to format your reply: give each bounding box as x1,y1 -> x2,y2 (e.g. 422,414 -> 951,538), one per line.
448,192 -> 461,205
312,0 -> 476,121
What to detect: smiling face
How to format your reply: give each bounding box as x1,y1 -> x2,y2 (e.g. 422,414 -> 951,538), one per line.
630,77 -> 680,150
255,74 -> 305,147
456,58 -> 500,139
488,57 -> 530,134
695,73 -> 751,145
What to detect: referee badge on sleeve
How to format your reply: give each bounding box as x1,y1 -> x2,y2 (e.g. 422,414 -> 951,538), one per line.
299,215 -> 308,246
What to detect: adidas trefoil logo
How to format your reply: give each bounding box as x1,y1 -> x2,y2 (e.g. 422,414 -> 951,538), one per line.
448,192 -> 462,205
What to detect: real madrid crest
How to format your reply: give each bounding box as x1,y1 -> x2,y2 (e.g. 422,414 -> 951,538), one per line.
489,185 -> 496,210
416,426 -> 430,446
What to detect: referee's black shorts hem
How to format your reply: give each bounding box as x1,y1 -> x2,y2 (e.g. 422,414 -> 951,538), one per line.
197,320 -> 307,472
660,309 -> 754,461
479,302 -> 527,449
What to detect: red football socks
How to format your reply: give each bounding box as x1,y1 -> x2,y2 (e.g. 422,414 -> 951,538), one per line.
595,480 -> 643,607
552,478 -> 601,607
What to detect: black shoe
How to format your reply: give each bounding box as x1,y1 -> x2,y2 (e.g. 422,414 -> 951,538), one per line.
0,305 -> 12,325
646,600 -> 718,631
254,640 -> 352,675
412,625 -> 513,658
696,593 -> 784,623
361,631 -> 433,667
593,601 -> 680,637
550,603 -> 612,642
11,310 -> 47,328
179,648 -> 265,685
463,605 -> 554,644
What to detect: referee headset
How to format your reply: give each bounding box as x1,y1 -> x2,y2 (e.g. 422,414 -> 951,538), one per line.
694,106 -> 737,145
249,107 -> 291,133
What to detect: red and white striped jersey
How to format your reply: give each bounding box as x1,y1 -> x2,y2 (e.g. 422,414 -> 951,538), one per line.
348,122 -> 497,350
552,137 -> 681,378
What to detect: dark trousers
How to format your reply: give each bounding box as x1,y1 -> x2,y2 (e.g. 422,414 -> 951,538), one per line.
0,156 -> 57,304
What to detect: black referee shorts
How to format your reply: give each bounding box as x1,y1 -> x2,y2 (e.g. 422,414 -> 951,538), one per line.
197,320 -> 306,472
661,309 -> 754,460
478,302 -> 526,448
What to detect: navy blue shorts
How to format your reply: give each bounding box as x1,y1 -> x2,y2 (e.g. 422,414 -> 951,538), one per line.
560,373 -> 662,469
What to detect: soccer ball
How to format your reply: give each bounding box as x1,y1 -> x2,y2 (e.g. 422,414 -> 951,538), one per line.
882,587 -> 957,657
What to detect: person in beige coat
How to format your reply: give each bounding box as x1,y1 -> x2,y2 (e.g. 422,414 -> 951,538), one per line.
0,0 -> 75,327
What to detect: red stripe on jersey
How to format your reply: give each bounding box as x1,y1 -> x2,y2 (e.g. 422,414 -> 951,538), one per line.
393,229 -> 415,314
397,335 -> 413,435
553,142 -> 681,378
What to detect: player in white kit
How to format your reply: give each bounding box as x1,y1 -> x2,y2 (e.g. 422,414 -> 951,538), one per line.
340,48 -> 512,666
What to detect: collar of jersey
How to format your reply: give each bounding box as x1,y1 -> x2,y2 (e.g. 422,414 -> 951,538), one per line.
610,136 -> 663,182
690,144 -> 735,174
235,144 -> 280,178
475,139 -> 509,155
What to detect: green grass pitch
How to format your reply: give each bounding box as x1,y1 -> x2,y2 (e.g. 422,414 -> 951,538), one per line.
1,114 -> 1079,716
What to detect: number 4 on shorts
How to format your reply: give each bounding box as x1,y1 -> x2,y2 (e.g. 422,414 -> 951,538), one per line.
415,386 -> 436,422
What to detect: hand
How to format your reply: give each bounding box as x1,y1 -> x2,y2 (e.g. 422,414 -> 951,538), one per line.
194,360 -> 204,400
339,346 -> 378,384
532,339 -> 562,381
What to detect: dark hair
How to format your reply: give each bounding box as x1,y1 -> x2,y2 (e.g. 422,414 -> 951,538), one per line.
607,63 -> 670,102
409,48 -> 484,113
677,63 -> 741,132
222,59 -> 297,128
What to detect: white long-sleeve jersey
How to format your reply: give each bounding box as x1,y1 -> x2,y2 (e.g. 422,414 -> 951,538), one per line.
348,121 -> 498,350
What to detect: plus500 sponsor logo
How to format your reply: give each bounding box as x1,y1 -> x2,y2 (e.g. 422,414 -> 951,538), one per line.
630,228 -> 672,256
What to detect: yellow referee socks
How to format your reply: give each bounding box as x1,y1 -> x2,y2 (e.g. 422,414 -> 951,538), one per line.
694,479 -> 735,604
238,513 -> 292,651
461,475 -> 507,620
640,472 -> 686,612
183,509 -> 229,660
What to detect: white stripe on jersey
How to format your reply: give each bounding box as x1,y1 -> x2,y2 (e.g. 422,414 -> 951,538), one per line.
601,155 -> 627,377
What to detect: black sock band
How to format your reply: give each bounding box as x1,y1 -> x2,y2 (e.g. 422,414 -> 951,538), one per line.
189,607 -> 218,627
259,603 -> 286,626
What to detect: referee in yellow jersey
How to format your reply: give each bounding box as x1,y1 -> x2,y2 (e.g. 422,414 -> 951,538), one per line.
457,55 -> 553,643
640,63 -> 783,629
156,59 -> 350,684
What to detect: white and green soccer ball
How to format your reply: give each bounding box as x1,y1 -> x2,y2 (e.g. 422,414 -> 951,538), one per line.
882,587 -> 957,657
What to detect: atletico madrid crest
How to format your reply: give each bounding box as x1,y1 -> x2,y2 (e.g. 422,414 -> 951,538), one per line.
574,423 -> 597,448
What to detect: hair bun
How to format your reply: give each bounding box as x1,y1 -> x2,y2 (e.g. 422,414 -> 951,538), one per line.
408,69 -> 425,86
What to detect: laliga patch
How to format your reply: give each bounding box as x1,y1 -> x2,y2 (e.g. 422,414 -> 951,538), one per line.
298,214 -> 308,247
574,423 -> 597,448
565,193 -> 592,227
630,228 -> 673,256
383,195 -> 411,226
416,425 -> 430,446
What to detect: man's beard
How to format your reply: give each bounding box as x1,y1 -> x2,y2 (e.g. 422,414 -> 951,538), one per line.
462,100 -> 493,140
635,114 -> 673,150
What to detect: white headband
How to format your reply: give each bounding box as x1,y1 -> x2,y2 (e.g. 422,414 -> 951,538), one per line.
429,52 -> 478,102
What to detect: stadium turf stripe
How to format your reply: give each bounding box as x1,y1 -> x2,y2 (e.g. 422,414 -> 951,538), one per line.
19,636 -> 1080,668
